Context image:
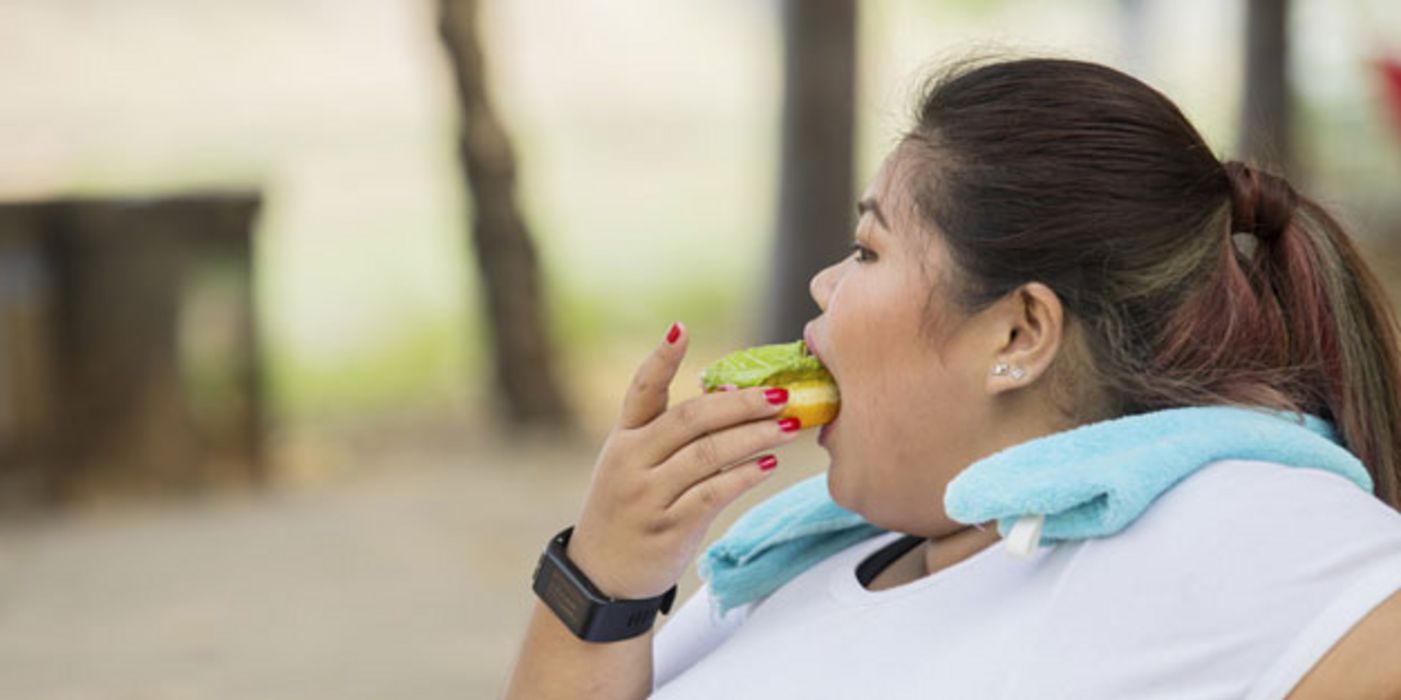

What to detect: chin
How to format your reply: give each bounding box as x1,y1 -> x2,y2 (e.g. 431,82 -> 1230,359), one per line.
825,466 -> 870,518
825,467 -> 852,510
825,463 -> 925,533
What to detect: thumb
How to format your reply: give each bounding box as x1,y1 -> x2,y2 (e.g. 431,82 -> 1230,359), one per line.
617,322 -> 687,429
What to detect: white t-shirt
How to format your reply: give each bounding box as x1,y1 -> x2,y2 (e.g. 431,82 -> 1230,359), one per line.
651,459 -> 1401,699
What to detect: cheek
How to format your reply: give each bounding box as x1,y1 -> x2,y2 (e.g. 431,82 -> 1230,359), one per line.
839,330 -> 976,462
829,281 -> 933,414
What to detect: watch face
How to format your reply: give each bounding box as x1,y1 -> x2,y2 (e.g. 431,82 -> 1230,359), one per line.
538,563 -> 588,631
533,548 -> 601,637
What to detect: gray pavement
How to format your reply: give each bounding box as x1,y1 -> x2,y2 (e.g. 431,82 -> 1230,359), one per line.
0,430 -> 826,699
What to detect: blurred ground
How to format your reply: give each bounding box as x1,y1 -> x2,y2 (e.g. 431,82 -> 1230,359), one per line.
0,420 -> 828,699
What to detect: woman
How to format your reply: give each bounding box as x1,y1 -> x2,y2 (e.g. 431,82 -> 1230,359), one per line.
505,58 -> 1401,698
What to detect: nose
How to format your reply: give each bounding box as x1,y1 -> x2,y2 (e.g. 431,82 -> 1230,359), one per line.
809,259 -> 843,313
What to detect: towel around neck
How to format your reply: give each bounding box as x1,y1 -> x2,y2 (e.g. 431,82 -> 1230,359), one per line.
698,405 -> 1373,615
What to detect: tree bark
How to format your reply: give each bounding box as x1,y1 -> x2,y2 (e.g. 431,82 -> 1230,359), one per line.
1239,0 -> 1293,172
439,0 -> 573,433
761,0 -> 858,344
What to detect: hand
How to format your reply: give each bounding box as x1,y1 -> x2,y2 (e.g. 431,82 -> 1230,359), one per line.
566,322 -> 802,600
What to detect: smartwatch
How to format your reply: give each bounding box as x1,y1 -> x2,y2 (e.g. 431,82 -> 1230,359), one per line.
531,526 -> 678,642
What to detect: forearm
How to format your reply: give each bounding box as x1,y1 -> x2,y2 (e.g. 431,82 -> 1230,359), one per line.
503,600 -> 654,700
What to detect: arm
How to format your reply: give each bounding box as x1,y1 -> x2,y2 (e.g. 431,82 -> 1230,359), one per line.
503,324 -> 797,699
503,600 -> 656,699
1287,587 -> 1401,699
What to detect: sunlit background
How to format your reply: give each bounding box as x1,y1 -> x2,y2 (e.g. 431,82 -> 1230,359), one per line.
1,0 -> 1399,696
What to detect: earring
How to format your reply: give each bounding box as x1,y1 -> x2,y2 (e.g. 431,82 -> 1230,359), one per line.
992,363 -> 1026,380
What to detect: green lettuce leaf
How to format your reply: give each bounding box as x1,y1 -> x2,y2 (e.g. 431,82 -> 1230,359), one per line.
700,340 -> 833,391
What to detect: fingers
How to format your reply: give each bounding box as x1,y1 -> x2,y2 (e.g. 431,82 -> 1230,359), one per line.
667,452 -> 780,524
658,415 -> 799,509
618,322 -> 687,430
641,386 -> 791,465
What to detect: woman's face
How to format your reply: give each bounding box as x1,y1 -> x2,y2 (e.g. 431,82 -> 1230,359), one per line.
804,150 -> 1002,536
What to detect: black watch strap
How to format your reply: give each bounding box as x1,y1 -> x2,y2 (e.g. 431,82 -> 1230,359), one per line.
531,526 -> 678,642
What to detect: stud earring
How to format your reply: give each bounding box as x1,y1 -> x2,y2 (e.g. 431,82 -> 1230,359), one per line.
993,362 -> 1026,380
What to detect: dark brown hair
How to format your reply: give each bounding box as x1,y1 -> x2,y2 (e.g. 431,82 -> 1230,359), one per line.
903,58 -> 1401,508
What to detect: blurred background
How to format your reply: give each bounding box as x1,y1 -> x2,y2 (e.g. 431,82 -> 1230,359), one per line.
0,0 -> 1398,697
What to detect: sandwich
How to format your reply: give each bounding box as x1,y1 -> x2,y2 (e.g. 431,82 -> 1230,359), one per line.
699,340 -> 840,429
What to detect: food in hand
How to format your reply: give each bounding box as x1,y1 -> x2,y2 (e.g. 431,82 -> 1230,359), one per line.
700,340 -> 840,428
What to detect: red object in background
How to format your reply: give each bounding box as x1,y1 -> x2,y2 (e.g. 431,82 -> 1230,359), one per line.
1380,56 -> 1401,138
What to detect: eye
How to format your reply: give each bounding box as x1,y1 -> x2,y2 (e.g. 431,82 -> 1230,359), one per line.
850,243 -> 877,263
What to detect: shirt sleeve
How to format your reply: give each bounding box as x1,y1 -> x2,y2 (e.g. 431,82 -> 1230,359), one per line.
652,583 -> 752,691
1244,550 -> 1401,700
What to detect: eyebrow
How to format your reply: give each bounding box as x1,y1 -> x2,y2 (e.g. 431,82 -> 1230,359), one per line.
856,197 -> 890,231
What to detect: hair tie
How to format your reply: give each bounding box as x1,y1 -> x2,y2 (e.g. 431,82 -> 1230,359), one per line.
1223,160 -> 1298,241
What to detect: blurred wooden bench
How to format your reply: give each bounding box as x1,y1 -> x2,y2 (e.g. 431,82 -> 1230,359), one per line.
0,193 -> 263,511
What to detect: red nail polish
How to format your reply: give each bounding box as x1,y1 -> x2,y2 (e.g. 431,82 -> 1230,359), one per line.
764,387 -> 789,405
758,455 -> 779,471
778,417 -> 801,433
665,322 -> 682,344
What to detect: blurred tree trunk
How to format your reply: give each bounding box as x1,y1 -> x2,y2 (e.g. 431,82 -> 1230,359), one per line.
1239,0 -> 1293,172
761,0 -> 857,344
439,0 -> 573,433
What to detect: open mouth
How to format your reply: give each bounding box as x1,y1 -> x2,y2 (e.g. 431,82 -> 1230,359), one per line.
803,324 -> 841,444
801,325 -> 826,367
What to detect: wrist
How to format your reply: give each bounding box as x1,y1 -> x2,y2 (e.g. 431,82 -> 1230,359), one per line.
562,532 -> 654,601
532,526 -> 677,643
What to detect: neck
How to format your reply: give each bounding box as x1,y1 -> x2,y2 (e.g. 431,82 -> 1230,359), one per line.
922,522 -> 1002,578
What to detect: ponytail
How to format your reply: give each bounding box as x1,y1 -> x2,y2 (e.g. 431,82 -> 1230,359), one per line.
1274,196 -> 1401,507
1194,160 -> 1401,507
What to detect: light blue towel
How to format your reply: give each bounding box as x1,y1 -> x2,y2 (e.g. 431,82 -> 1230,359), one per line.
698,405 -> 1374,615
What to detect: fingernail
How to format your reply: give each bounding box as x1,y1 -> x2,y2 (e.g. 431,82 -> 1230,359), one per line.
665,322 -> 682,344
778,417 -> 801,433
764,387 -> 789,405
758,454 -> 779,471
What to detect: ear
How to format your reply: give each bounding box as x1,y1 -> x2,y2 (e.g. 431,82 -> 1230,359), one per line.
984,282 -> 1064,395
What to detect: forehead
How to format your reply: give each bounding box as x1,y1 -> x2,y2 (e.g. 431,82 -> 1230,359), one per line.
862,147 -> 936,248
867,146 -> 968,318
861,149 -> 906,202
